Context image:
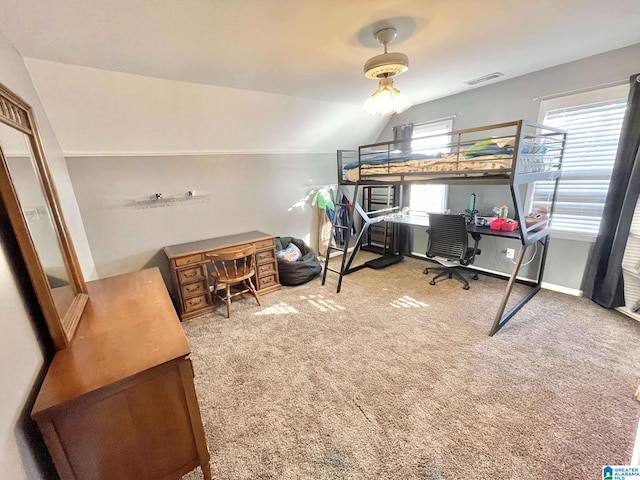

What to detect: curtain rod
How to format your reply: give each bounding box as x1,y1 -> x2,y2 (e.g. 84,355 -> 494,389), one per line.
412,114 -> 457,128
393,115 -> 457,130
532,79 -> 628,102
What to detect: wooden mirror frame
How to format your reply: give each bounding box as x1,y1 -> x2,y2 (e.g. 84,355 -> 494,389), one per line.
0,81 -> 88,350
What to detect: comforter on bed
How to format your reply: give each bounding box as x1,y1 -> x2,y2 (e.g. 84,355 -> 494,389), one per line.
343,139 -> 549,181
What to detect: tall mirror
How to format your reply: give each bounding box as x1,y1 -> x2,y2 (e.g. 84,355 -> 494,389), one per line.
0,82 -> 87,349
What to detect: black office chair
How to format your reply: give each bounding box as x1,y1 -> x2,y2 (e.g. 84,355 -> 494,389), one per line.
423,214 -> 481,290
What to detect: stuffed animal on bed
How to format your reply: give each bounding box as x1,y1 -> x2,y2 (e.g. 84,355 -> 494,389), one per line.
525,206 -> 549,231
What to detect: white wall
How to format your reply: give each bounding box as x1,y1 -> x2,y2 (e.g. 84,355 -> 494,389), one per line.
384,43 -> 640,291
0,226 -> 54,480
23,42 -> 640,292
66,153 -> 337,293
0,53 -> 96,281
0,30 -> 58,480
24,59 -> 389,291
24,59 -> 388,155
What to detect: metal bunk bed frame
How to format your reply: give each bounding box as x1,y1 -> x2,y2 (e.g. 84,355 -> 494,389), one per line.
322,120 -> 567,335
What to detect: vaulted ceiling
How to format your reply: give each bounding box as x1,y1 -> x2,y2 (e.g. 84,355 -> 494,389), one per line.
2,0 -> 639,107
1,0 -> 639,156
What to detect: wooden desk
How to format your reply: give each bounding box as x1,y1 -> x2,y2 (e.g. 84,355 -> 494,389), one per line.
466,223 -> 521,240
383,214 -> 522,240
164,231 -> 281,321
32,268 -> 211,480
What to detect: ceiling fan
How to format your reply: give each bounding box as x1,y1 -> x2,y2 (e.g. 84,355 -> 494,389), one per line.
362,27 -> 412,116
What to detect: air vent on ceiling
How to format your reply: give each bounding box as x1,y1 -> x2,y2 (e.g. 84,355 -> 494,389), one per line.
465,72 -> 504,86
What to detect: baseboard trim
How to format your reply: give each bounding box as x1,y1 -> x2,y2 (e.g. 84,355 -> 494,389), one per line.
410,252 -> 583,297
540,282 -> 583,297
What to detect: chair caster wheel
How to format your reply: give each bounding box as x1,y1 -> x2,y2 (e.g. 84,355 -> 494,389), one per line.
423,268 -> 429,274
471,274 -> 478,280
429,281 -> 436,285
463,285 -> 470,290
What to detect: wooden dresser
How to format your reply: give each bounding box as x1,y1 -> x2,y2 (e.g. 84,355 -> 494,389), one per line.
164,231 -> 281,321
31,268 -> 211,480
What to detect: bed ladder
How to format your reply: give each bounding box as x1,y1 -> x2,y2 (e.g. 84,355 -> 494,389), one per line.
321,184 -> 400,293
321,184 -> 361,293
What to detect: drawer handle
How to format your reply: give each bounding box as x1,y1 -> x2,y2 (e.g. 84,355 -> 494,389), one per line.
187,297 -> 203,307
262,277 -> 274,286
183,269 -> 199,279
186,284 -> 202,293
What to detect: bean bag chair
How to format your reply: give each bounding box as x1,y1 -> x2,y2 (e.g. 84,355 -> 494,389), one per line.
275,236 -> 322,286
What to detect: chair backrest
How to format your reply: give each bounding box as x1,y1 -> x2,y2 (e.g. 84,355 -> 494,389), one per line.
426,214 -> 469,261
207,244 -> 256,281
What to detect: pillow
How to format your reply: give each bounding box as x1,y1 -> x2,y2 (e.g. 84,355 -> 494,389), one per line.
464,139 -> 515,158
277,242 -> 302,262
465,139 -> 495,156
493,136 -> 516,148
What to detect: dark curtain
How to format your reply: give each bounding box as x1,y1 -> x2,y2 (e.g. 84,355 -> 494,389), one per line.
393,123 -> 414,154
583,73 -> 640,308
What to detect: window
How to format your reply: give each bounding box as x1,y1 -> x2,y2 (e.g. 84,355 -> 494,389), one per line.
408,118 -> 453,215
531,85 -> 628,237
409,184 -> 448,216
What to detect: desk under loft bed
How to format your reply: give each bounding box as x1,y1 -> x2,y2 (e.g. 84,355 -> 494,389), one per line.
322,120 -> 567,335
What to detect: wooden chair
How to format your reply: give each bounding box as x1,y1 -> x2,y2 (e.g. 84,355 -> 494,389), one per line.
206,245 -> 261,317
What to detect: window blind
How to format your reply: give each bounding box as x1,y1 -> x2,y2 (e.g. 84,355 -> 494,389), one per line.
532,87 -> 627,236
411,119 -> 453,154
408,118 -> 453,215
410,184 -> 449,216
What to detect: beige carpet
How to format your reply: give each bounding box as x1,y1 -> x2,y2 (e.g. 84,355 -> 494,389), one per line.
181,256 -> 640,480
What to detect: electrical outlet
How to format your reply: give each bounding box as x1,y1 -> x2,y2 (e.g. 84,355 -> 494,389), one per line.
506,248 -> 515,259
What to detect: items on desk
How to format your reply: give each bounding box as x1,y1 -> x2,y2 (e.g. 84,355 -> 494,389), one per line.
462,192 -> 479,224
525,206 -> 549,231
490,218 -> 519,231
475,215 -> 498,227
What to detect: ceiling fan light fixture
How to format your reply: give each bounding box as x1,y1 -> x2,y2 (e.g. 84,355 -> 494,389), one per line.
362,27 -> 412,116
364,51 -> 409,79
363,27 -> 410,79
362,77 -> 412,116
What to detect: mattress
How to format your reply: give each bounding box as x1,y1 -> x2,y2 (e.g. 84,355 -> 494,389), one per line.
343,147 -> 553,182
344,153 -> 516,182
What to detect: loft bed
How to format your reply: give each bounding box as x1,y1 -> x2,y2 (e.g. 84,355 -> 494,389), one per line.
339,120 -> 564,187
323,120 -> 567,335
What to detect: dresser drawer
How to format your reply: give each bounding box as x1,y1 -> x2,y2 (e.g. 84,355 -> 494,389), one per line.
174,254 -> 204,267
258,273 -> 277,290
254,238 -> 275,249
257,262 -> 276,276
178,265 -> 207,283
256,249 -> 275,264
181,280 -> 208,298
183,294 -> 210,313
